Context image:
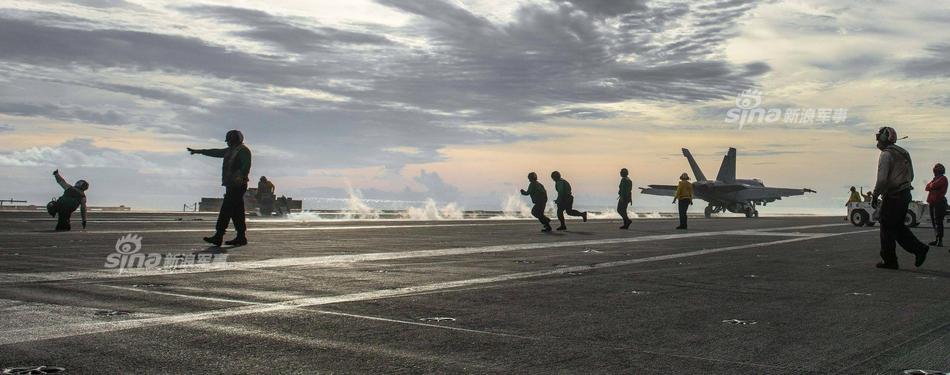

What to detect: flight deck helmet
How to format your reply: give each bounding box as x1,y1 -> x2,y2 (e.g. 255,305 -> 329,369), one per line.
876,126 -> 897,144
225,130 -> 244,147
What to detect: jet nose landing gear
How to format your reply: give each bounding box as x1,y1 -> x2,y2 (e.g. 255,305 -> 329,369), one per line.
704,205 -> 726,218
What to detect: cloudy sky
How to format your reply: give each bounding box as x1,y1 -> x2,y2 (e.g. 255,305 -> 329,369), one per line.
0,0 -> 947,212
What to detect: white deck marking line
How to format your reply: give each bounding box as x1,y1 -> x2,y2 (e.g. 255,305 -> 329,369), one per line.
86,285 -> 807,371
0,224 -> 848,284
308,309 -> 537,339
99,285 -> 265,305
90,286 -> 809,371
103,285 -> 536,339
728,231 -> 818,237
0,229 -> 873,346
0,222 -> 527,236
187,321 -> 499,370
301,309 -> 804,371
294,309 -> 803,371
235,307 -> 802,371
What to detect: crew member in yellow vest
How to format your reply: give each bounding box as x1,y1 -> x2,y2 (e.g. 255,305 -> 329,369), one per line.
846,186 -> 862,205
673,172 -> 693,230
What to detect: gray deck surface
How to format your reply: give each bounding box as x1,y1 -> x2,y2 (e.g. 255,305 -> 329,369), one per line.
0,212 -> 948,374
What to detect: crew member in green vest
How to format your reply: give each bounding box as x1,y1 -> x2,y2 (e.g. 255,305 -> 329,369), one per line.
618,168 -> 633,229
257,176 -> 276,216
551,171 -> 588,230
520,172 -> 552,232
188,130 -> 252,247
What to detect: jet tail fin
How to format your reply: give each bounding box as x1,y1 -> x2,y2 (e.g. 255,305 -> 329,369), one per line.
682,148 -> 707,181
716,148 -> 737,183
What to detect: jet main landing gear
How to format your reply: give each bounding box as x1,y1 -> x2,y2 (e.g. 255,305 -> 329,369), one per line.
744,206 -> 759,218
704,203 -> 759,218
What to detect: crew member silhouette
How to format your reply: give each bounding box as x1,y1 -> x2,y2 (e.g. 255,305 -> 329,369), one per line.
188,130 -> 252,246
257,176 -> 276,216
50,169 -> 89,231
618,168 -> 633,229
551,171 -> 588,230
871,126 -> 928,269
673,172 -> 693,230
520,172 -> 552,232
925,163 -> 946,248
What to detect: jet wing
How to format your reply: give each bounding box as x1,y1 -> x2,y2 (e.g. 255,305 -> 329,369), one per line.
741,187 -> 816,202
639,185 -> 677,197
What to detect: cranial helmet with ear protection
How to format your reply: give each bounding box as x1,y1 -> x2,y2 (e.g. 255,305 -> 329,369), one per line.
75,180 -> 89,191
225,130 -> 244,145
876,126 -> 897,144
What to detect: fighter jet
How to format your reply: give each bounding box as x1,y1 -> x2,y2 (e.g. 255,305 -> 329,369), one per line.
640,148 -> 816,218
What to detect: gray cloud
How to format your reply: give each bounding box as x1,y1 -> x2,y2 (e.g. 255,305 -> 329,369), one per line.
370,0 -> 769,123
0,138 -> 223,209
0,0 -> 775,209
811,53 -> 888,77
558,0 -> 648,17
413,169 -> 460,201
0,123 -> 13,132
0,13 -> 525,170
62,0 -> 131,8
548,107 -> 616,120
175,102 -> 524,170
0,102 -> 129,125
902,43 -> 950,78
89,82 -> 201,107
922,95 -> 950,107
0,1 -> 770,126
0,138 -> 226,187
180,5 -> 392,53
375,0 -> 494,30
613,0 -> 759,63
0,138 -> 152,168
0,17 -> 321,88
